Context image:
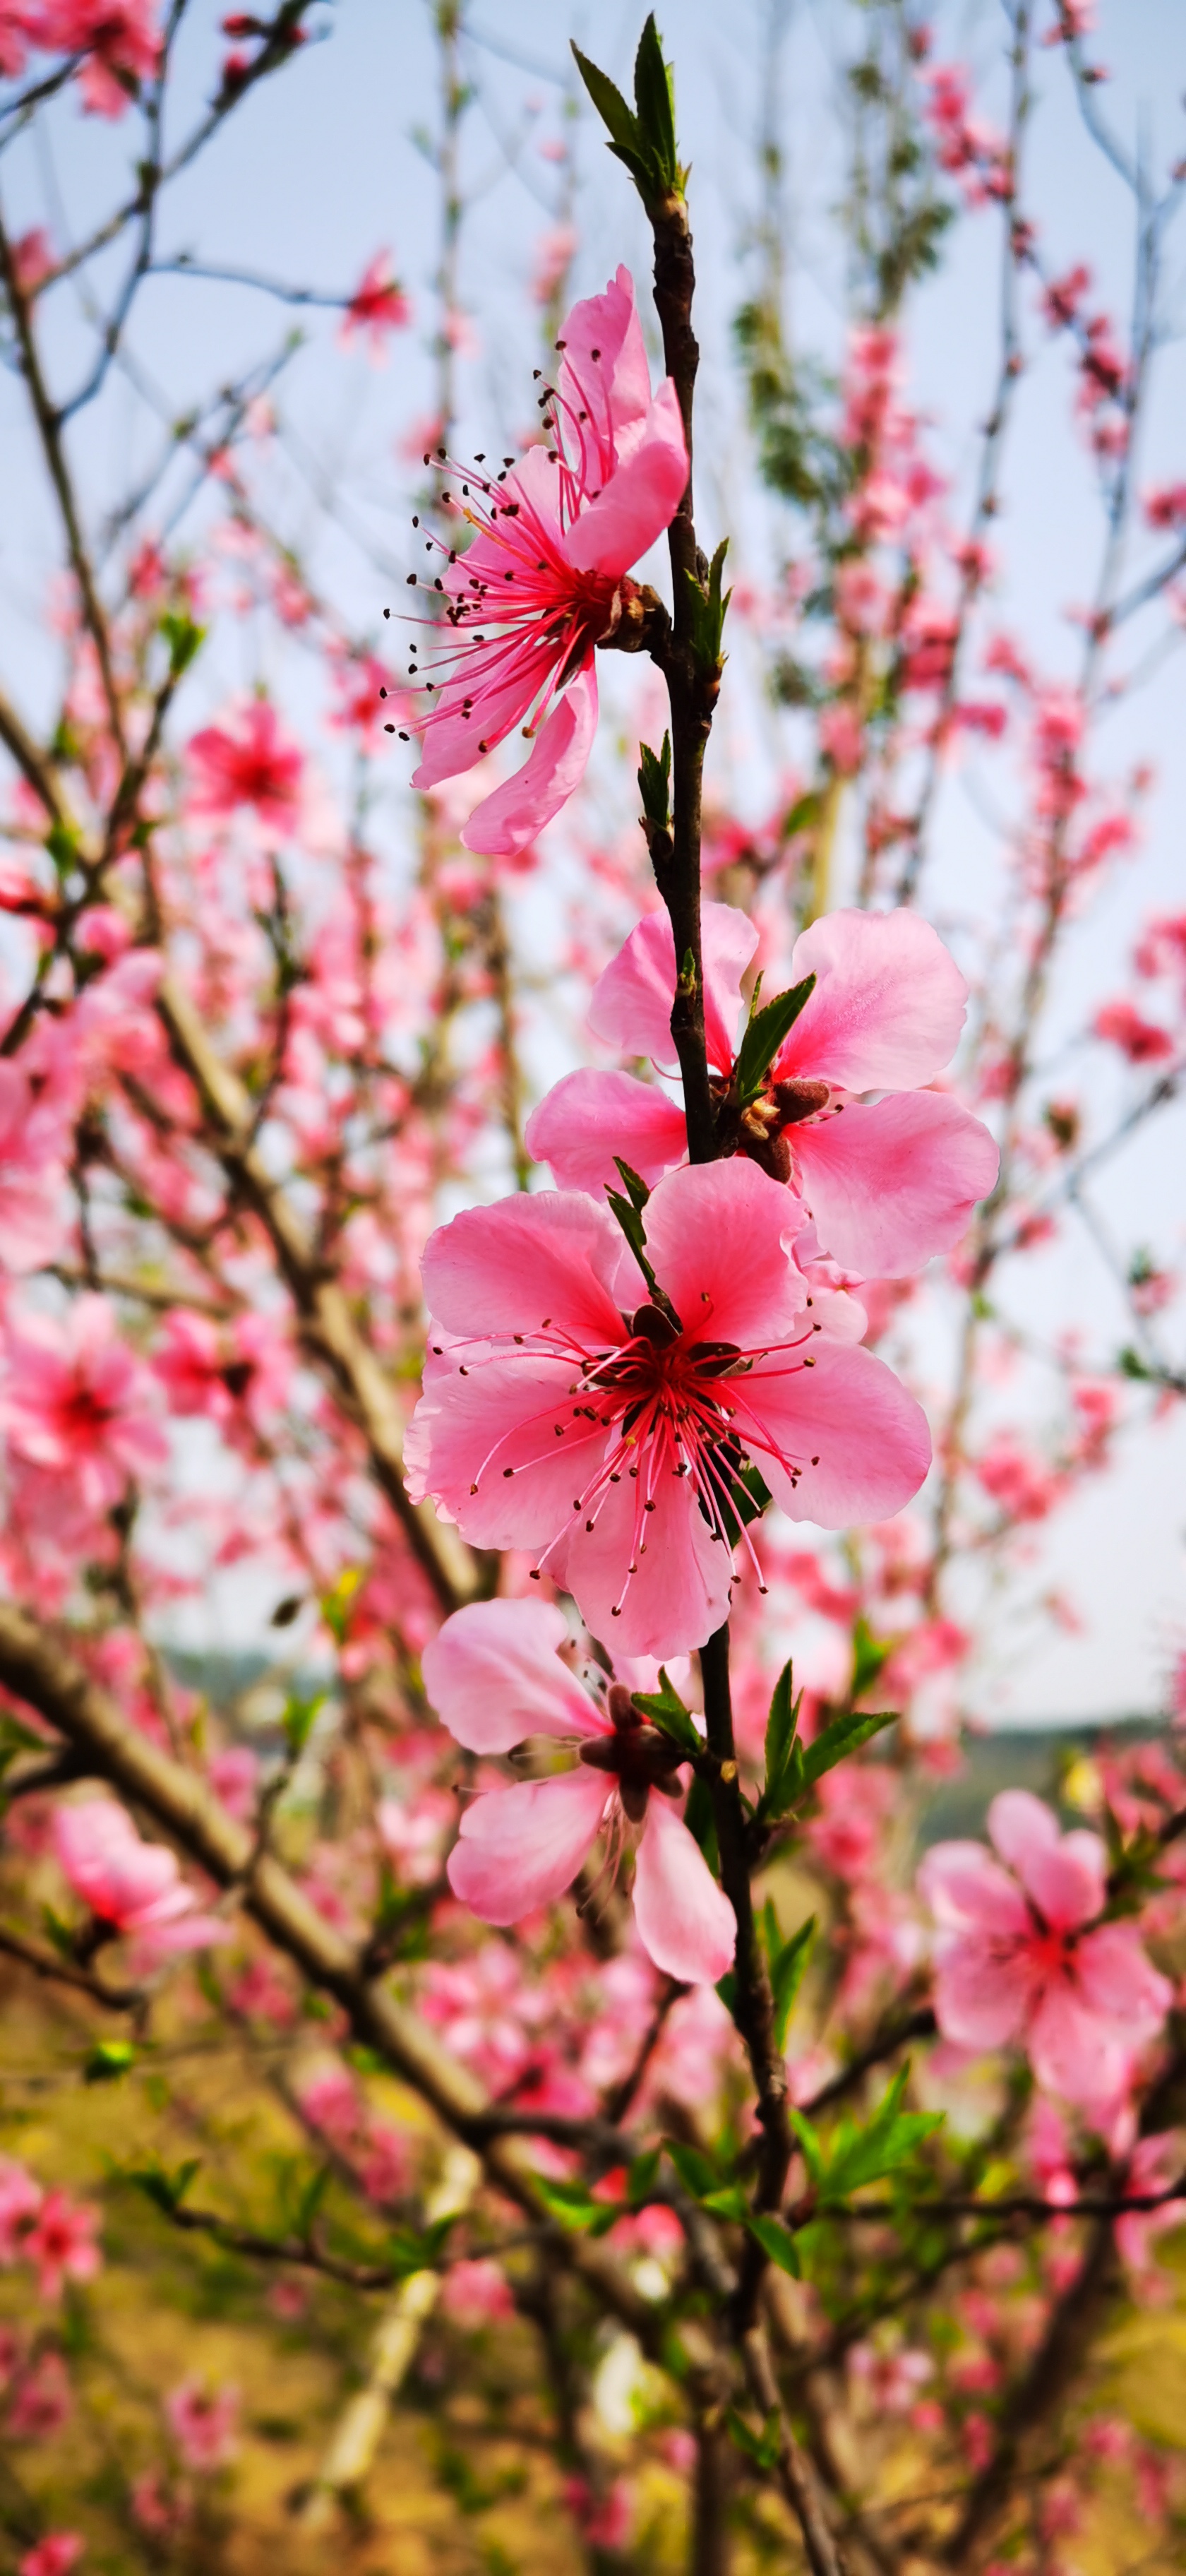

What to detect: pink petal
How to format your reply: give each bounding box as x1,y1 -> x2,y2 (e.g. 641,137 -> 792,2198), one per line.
525,1069 -> 687,1195
1028,1982 -> 1133,2109
918,1841 -> 1031,1938
461,661 -> 598,857
777,909 -> 970,1092
411,650 -> 542,792
547,1456 -> 733,1659
1075,1924 -> 1173,2038
640,1159 -> 808,1347
406,1345 -> 611,1551
589,901 -> 758,1076
563,379 -> 688,583
447,1769 -> 609,1922
988,1791 -> 1108,1930
420,1188 -> 628,1342
421,1599 -> 605,1752
736,1338 -> 931,1528
558,266 -> 652,458
793,1093 -> 1000,1276
632,1794 -> 736,1984
933,1940 -> 1031,2052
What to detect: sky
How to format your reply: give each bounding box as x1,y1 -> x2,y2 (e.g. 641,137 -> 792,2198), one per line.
0,0 -> 1184,1722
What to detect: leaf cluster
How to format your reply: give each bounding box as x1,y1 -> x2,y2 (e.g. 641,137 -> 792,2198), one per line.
572,16 -> 685,213
732,970 -> 816,1105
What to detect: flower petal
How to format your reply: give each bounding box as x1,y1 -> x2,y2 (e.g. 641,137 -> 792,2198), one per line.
549,1457 -> 733,1659
777,909 -> 969,1092
421,1188 -> 628,1342
632,1795 -> 736,1983
918,1841 -> 1031,1938
1075,1924 -> 1173,2039
1028,1983 -> 1133,2109
558,266 -> 652,460
563,379 -> 688,583
447,1769 -> 609,1922
461,662 -> 599,857
640,1159 -> 809,1346
737,1337 -> 931,1528
933,1939 -> 1031,2052
525,1068 -> 687,1195
589,901 -> 758,1077
793,1093 -> 1000,1275
422,1599 -> 605,1751
405,1345 -> 611,1550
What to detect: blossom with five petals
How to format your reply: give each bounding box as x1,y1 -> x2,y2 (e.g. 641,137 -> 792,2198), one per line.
0,1294 -> 167,1512
410,266 -> 687,859
186,698 -> 304,845
406,1157 -> 930,1657
423,1597 -> 737,1983
918,1789 -> 1173,2111
526,902 -> 999,1277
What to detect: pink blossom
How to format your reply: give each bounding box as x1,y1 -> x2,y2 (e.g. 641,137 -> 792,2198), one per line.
527,902 -> 998,1277
440,2257 -> 515,2325
186,698 -> 304,845
23,2191 -> 101,2301
407,1160 -> 930,1657
423,1596 -> 737,1982
420,1941 -> 547,2087
0,2157 -> 42,2260
42,0 -> 162,114
8,2351 -> 73,2440
54,1798 -> 229,1957
411,267 -> 687,858
164,2378 -> 239,2471
10,227 -> 55,293
207,1745 -> 258,1822
0,4 -> 41,75
1145,481 -> 1186,531
18,2537 -> 83,2576
1093,999 -> 1174,1063
918,1789 -> 1173,2109
376,1784 -> 455,1884
340,251 -> 411,357
531,223 -> 577,306
0,1061 -> 64,1272
0,1294 -> 167,1510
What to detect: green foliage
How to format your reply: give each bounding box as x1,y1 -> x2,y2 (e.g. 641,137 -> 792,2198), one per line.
727,2404 -> 781,2468
760,1900 -> 816,2051
759,1655 -> 897,1823
684,538 -> 731,676
789,2068 -> 943,2207
605,1157 -> 666,1308
83,2039 -> 138,2085
733,972 -> 817,1104
851,1614 -> 892,1699
630,1667 -> 702,1758
321,1565 -> 361,1644
280,1686 -> 326,1757
160,610 -> 205,679
127,2155 -> 202,2215
572,16 -> 684,212
638,731 -> 671,831
529,2174 -> 617,2236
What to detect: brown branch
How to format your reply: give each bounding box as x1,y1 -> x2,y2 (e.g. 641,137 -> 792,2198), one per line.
741,2321 -> 849,2576
0,1917 -> 140,2009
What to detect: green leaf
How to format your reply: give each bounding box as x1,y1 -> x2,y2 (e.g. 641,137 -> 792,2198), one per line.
627,2148 -> 661,2209
570,42 -> 641,155
851,1614 -> 892,1700
128,2157 -> 201,2216
701,2181 -> 750,2222
45,818 -> 80,877
768,1914 -> 816,2053
532,2174 -> 616,2236
733,973 -> 817,1104
281,1688 -> 326,1757
683,537 -> 731,677
637,732 -> 671,830
0,1710 -> 46,1778
759,1659 -> 801,1818
613,1157 -> 650,1214
744,2210 -> 801,2276
798,1706 -> 897,1791
630,1669 -> 702,1758
83,2039 -> 137,2085
388,2213 -> 459,2275
633,14 -> 678,192
665,2139 -> 720,2202
813,2068 -> 945,2204
605,1184 -> 664,1304
321,1566 -> 362,1645
160,611 -> 205,678
786,2108 -> 825,2189
727,2405 -> 781,2469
